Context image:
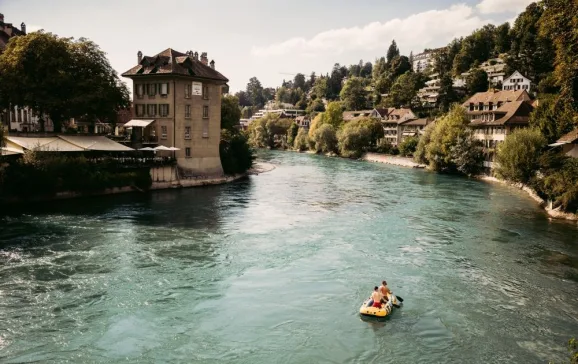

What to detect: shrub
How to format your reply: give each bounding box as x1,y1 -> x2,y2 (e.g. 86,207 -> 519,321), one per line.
294,128 -> 310,151
312,124 -> 338,154
449,131 -> 484,176
247,113 -> 293,149
376,139 -> 395,154
338,124 -> 371,158
414,124 -> 434,164
399,136 -> 419,156
286,122 -> 299,149
220,129 -> 255,175
495,128 -> 546,184
533,152 -> 578,213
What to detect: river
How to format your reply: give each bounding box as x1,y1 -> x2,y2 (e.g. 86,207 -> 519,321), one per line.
1,151 -> 577,363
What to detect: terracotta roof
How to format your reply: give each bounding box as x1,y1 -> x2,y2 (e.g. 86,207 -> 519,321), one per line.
462,90 -> 530,106
401,118 -> 433,126
469,101 -> 533,126
373,108 -> 391,117
343,110 -> 372,121
122,48 -> 228,82
557,128 -> 578,144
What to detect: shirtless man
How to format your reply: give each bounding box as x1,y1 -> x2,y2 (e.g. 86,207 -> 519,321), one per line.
379,280 -> 391,302
371,286 -> 383,308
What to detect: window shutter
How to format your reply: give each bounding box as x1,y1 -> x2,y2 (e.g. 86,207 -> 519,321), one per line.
166,83 -> 170,94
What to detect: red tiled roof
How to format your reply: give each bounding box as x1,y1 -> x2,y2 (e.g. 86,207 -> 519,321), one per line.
469,101 -> 533,126
122,48 -> 228,82
557,128 -> 578,144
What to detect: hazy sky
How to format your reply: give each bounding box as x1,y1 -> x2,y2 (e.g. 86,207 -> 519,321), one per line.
2,0 -> 533,93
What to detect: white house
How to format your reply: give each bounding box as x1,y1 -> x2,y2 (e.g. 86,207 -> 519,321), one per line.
502,71 -> 532,93
412,48 -> 445,73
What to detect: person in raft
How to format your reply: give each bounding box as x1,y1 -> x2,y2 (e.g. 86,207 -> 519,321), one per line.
371,286 -> 383,308
379,280 -> 391,302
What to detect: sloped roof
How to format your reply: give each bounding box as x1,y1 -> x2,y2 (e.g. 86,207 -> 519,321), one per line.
557,128 -> 578,144
343,110 -> 373,121
401,118 -> 433,126
462,90 -> 530,106
122,48 -> 228,82
469,101 -> 533,126
59,135 -> 134,151
5,137 -> 85,152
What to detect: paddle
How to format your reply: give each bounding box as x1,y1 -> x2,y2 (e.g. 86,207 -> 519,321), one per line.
396,295 -> 404,303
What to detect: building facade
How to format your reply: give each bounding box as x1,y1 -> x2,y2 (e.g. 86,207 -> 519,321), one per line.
462,90 -> 533,168
502,71 -> 532,93
551,128 -> 578,158
372,108 -> 417,146
412,48 -> 444,73
122,48 -> 229,176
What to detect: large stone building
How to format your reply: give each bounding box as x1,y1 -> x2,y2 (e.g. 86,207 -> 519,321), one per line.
463,89 -> 533,168
122,48 -> 229,176
412,48 -> 445,73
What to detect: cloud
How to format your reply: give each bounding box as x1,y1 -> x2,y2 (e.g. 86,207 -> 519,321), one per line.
251,4 -> 490,58
476,0 -> 534,14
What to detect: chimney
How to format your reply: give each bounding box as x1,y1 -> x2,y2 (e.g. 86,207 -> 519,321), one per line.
210,60 -> 215,70
137,50 -> 142,63
0,14 -> 4,23
201,52 -> 208,65
21,22 -> 26,34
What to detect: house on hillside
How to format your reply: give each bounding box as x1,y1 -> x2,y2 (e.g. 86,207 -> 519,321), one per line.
502,71 -> 532,93
399,118 -> 434,143
380,108 -> 417,146
412,48 -> 445,73
122,48 -> 229,176
463,90 -> 533,168
295,115 -> 311,129
550,128 -> 578,158
342,110 -> 373,122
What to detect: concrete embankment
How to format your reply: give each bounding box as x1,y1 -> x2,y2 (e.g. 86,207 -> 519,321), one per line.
362,153 -> 426,169
477,175 -> 578,221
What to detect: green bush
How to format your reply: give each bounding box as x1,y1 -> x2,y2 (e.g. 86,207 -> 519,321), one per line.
398,136 -> 419,156
312,124 -> 338,154
247,113 -> 293,149
338,123 -> 371,159
220,129 -> 255,175
286,122 -> 299,149
294,128 -> 310,151
495,128 -> 546,184
533,152 -> 578,213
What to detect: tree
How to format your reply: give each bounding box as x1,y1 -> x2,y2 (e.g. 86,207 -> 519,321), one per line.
246,77 -> 265,108
220,129 -> 254,175
338,122 -> 372,158
221,95 -> 241,131
495,128 -> 546,184
286,122 -> 299,148
494,22 -> 512,55
294,127 -> 310,151
312,78 -> 328,100
326,63 -> 348,100
390,56 -> 412,78
530,95 -> 576,144
449,132 -> 484,176
247,113 -> 292,149
235,91 -> 251,107
386,40 -> 400,65
452,25 -> 497,76
312,124 -> 338,154
535,154 -> 578,213
437,74 -> 459,112
0,31 -> 130,132
387,72 -> 427,108
414,124 -> 434,164
340,77 -> 367,111
324,101 -> 344,128
293,73 -> 306,91
276,86 -> 290,104
398,137 -> 419,157
361,62 -> 373,78
466,68 -> 489,96
306,99 -> 325,114
423,105 -> 474,172
241,106 -> 252,119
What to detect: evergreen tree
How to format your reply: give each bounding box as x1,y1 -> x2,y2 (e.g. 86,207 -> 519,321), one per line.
386,40 -> 400,64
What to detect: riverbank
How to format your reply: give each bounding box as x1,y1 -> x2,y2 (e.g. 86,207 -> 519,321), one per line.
477,175 -> 578,221
362,152 -> 426,168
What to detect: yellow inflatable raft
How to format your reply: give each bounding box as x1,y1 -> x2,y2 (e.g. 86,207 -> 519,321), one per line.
359,293 -> 399,318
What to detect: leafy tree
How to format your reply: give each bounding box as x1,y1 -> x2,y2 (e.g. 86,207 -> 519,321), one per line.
530,95 -> 576,143
340,77 -> 367,111
495,128 -> 546,183
423,105 -> 474,172
0,31 -> 130,132
452,25 -> 497,76
312,124 -> 338,154
247,113 -> 292,148
293,73 -> 306,91
235,91 -> 252,107
287,122 -> 299,148
361,62 -> 373,78
390,56 -> 412,79
276,86 -> 290,104
241,106 -> 252,119
326,63 -> 348,100
306,98 -> 325,114
221,95 -> 241,131
494,22 -> 512,55
437,74 -> 459,112
372,57 -> 387,81
312,78 -> 328,100
415,124 -> 434,164
449,131 -> 484,176
294,127 -> 310,151
348,62 -> 362,77
324,101 -> 344,128
535,154 -> 578,213
386,40 -> 400,65
466,68 -> 489,96
338,122 -> 372,158
387,72 -> 427,108
246,77 -> 265,108
220,129 -> 254,175
398,136 -> 419,157
296,92 -> 308,110
308,113 -> 325,139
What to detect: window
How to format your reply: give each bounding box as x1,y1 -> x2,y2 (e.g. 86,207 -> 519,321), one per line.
160,83 -> 169,97
147,83 -> 157,97
147,104 -> 157,117
203,105 -> 209,118
185,84 -> 191,98
17,109 -> 22,122
159,104 -> 169,117
23,109 -> 28,122
202,119 -> 209,138
185,105 -> 191,118
185,147 -> 191,157
202,85 -> 209,100
136,84 -> 144,98
136,104 -> 145,117
185,126 -> 191,139
161,126 -> 168,140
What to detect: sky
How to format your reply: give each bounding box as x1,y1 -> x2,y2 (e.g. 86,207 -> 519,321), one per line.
2,0 -> 534,94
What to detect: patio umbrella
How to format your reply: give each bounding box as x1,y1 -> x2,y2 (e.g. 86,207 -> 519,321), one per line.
139,147 -> 155,151
167,147 -> 180,151
154,145 -> 172,151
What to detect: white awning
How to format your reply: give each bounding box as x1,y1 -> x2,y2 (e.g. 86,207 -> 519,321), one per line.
124,119 -> 155,128
154,145 -> 171,151
549,142 -> 569,147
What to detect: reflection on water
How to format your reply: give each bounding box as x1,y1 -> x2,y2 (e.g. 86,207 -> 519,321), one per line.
0,150 -> 577,363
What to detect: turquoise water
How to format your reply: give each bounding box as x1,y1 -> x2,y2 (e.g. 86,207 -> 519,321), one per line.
1,151 -> 577,363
